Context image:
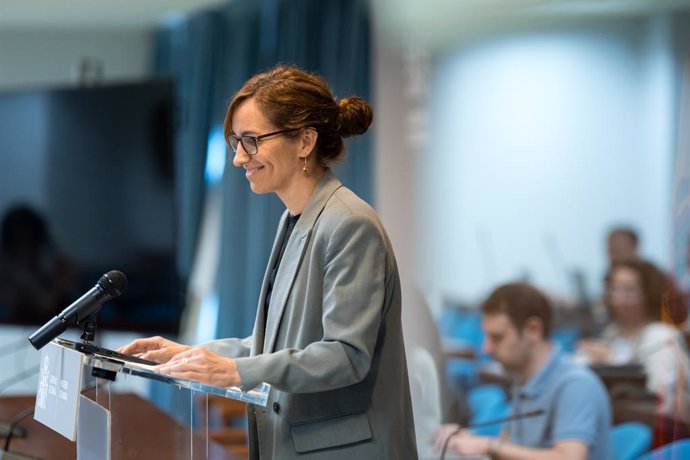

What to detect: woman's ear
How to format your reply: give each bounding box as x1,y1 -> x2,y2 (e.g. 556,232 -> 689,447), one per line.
299,127 -> 318,157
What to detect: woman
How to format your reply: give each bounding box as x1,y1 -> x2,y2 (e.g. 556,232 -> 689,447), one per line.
579,260 -> 690,424
119,65 -> 418,459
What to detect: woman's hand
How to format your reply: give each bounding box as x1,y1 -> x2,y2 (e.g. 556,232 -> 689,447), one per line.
156,346 -> 241,388
577,339 -> 611,364
117,336 -> 191,364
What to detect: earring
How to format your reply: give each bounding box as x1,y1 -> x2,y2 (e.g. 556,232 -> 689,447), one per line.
302,156 -> 310,174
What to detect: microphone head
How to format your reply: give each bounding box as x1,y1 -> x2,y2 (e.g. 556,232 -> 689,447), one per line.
98,270 -> 127,298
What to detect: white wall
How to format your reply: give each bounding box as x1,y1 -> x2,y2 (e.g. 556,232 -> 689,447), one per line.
373,41 -> 420,304
419,14 -> 677,305
0,28 -> 153,89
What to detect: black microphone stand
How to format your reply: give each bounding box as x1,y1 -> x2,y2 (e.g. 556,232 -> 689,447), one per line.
75,314 -> 120,382
78,314 -> 112,381
80,314 -> 98,344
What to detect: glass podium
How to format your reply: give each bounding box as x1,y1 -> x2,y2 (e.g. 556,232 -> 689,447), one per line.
83,353 -> 270,407
29,339 -> 269,460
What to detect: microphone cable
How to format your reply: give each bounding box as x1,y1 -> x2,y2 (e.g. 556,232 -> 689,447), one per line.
3,405 -> 34,452
0,338 -> 37,440
439,409 -> 545,460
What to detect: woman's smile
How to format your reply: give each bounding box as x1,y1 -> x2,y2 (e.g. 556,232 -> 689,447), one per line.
244,163 -> 265,178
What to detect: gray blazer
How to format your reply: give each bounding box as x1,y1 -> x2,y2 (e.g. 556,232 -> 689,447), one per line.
204,170 -> 418,459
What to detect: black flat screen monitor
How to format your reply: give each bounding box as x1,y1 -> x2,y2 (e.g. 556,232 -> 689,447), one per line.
0,79 -> 181,334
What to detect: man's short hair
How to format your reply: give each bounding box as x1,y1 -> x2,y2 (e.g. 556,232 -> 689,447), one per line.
481,283 -> 552,338
608,227 -> 639,247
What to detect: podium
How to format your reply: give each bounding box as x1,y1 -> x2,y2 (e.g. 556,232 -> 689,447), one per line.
1,393 -> 244,460
5,340 -> 270,460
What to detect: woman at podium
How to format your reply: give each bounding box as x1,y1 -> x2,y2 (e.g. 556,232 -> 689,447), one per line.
119,65 -> 418,459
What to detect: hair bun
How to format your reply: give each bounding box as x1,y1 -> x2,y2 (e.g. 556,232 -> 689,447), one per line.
336,97 -> 373,138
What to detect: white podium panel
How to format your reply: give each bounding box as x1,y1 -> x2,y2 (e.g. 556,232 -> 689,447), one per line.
34,342 -> 84,441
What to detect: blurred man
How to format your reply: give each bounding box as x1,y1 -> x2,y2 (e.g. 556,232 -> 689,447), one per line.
435,283 -> 611,460
607,227 -> 639,265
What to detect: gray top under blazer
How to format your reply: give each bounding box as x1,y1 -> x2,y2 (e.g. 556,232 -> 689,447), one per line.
204,170 -> 418,459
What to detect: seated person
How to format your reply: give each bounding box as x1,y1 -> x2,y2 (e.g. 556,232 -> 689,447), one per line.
607,226 -> 640,265
578,260 -> 690,424
0,204 -> 76,323
436,283 -> 611,460
606,226 -> 686,325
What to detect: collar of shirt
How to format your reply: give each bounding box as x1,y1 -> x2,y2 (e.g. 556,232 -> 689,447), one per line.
517,345 -> 564,400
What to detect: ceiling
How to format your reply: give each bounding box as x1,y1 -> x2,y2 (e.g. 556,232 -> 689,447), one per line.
1,0 -> 689,35
373,0 -> 690,48
0,0 -> 228,29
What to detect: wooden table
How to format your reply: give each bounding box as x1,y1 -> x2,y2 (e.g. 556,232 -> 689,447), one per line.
0,393 -> 241,460
611,397 -> 658,426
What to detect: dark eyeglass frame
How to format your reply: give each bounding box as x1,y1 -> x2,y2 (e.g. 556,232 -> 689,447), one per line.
227,128 -> 302,155
605,285 -> 643,298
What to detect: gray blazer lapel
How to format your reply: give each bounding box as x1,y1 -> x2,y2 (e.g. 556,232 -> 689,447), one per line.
263,170 -> 342,354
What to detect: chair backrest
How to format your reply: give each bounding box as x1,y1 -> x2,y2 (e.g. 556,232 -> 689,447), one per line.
610,422 -> 652,460
636,439 -> 690,460
551,326 -> 580,353
467,384 -> 510,436
438,307 -> 484,353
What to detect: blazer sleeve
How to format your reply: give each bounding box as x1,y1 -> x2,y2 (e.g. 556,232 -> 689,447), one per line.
235,212 -> 388,393
202,336 -> 253,359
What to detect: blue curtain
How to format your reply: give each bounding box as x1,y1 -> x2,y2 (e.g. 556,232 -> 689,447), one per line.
154,0 -> 372,341
216,0 -> 372,339
154,12 -> 220,291
150,11 -> 227,419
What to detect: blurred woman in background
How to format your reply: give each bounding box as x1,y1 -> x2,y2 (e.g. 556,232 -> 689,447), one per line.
579,260 -> 690,427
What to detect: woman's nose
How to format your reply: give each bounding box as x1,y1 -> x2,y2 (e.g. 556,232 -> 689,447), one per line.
232,145 -> 250,167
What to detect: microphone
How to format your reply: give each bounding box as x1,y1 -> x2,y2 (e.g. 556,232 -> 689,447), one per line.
439,409 -> 545,460
27,270 -> 127,350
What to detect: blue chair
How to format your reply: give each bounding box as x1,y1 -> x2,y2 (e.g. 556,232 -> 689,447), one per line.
610,422 -> 652,460
636,439 -> 690,460
550,326 -> 580,353
440,307 -> 486,393
438,308 -> 484,353
467,384 -> 510,436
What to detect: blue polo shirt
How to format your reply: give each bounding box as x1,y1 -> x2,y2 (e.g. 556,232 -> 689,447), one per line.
506,346 -> 611,460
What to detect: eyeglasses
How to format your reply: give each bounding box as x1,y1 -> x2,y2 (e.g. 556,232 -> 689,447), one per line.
227,128 -> 301,156
606,285 -> 642,298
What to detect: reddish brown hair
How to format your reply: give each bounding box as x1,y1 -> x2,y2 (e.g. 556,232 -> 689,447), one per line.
224,65 -> 372,166
605,260 -> 686,324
